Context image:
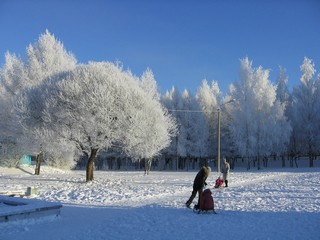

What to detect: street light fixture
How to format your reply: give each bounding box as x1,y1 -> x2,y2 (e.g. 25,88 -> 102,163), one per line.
217,99 -> 235,173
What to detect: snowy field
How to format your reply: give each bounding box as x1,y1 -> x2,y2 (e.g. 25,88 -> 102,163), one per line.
0,166 -> 319,240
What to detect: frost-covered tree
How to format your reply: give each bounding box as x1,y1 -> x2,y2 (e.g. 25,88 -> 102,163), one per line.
196,79 -> 236,165
161,87 -> 208,170
0,53 -> 27,97
228,58 -> 291,169
161,87 -> 184,169
26,30 -> 77,169
139,68 -> 160,101
314,73 -> 320,154
0,30 -> 77,168
0,54 -> 26,134
181,90 -> 209,160
126,69 -> 177,165
26,29 -> 77,87
0,53 -> 27,166
196,79 -> 236,170
276,66 -> 290,105
138,68 -> 173,173
196,80 -> 220,158
275,66 -> 293,167
17,62 -> 176,181
291,57 -> 320,167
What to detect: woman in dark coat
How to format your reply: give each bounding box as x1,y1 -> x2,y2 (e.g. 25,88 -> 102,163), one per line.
186,166 -> 211,208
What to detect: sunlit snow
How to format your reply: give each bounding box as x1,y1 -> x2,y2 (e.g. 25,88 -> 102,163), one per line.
0,166 -> 319,240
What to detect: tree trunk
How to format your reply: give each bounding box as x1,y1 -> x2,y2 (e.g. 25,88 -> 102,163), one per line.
294,157 -> 299,168
257,156 -> 261,170
309,154 -> 314,168
34,152 -> 42,175
230,157 -> 235,170
247,158 -> 251,170
144,158 -> 152,175
281,155 -> 285,168
86,148 -> 98,182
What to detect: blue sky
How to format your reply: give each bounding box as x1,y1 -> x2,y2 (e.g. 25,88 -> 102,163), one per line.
0,0 -> 319,95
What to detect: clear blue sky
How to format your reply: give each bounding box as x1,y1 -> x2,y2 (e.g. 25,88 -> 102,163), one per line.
0,0 -> 319,94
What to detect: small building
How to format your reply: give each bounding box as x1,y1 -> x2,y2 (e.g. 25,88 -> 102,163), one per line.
20,155 -> 32,165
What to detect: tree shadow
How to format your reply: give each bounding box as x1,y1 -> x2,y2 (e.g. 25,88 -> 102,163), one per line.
16,166 -> 34,175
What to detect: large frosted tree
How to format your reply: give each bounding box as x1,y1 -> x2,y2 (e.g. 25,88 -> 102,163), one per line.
17,62 -> 176,181
0,30 -> 77,167
138,68 -> 177,173
228,58 -> 291,169
291,57 -> 320,167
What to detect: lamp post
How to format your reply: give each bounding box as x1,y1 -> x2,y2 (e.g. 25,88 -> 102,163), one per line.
216,99 -> 235,173
217,108 -> 221,173
167,98 -> 235,172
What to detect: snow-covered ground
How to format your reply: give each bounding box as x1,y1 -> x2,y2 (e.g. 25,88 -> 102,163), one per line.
0,166 -> 319,240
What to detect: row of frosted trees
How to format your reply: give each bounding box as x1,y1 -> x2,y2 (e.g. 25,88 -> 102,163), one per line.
0,31 -> 319,178
161,57 -> 320,170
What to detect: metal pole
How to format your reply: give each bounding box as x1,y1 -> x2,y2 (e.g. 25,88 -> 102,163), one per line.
167,98 -> 235,173
216,99 -> 235,172
217,108 -> 221,173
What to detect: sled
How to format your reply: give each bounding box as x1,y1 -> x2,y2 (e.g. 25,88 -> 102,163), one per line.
192,189 -> 217,214
193,206 -> 217,214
